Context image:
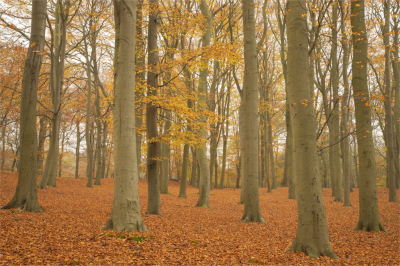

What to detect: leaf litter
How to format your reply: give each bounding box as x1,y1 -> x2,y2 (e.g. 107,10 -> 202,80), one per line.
0,172 -> 399,265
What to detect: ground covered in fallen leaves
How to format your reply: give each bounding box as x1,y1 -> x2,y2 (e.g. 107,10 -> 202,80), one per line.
0,172 -> 399,265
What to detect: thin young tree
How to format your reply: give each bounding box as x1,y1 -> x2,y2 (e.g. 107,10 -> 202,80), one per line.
103,0 -> 147,232
2,0 -> 47,212
286,0 -> 336,258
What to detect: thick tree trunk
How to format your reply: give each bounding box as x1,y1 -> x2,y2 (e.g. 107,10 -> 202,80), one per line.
287,0 -> 336,258
195,0 -> 212,208
103,0 -> 147,232
351,0 -> 387,232
146,0 -> 162,215
2,0 -> 46,212
240,0 -> 265,223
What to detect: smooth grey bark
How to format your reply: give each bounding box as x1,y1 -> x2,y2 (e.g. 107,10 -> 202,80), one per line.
81,8 -> 94,187
190,147 -> 197,187
94,37 -> 102,186
101,122 -> 107,179
276,0 -> 295,197
351,0 -> 387,232
195,0 -> 212,208
38,0 -> 70,189
58,129 -> 65,177
219,86 -> 230,189
103,0 -> 147,232
392,8 -> 400,189
135,0 -> 144,177
146,0 -> 162,215
1,0 -> 46,212
75,122 -> 80,178
383,0 -> 397,202
332,2 -> 342,202
37,116 -> 47,176
287,0 -> 336,258
240,0 -> 265,223
179,143 -> 189,198
339,0 -> 351,207
209,60 -> 220,189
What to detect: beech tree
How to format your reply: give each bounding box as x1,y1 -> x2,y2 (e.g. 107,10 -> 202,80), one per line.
286,0 -> 336,258
103,0 -> 147,232
2,0 -> 47,212
240,0 -> 264,223
351,0 -> 388,232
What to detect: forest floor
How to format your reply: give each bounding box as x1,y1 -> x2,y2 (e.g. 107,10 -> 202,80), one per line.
0,172 -> 399,265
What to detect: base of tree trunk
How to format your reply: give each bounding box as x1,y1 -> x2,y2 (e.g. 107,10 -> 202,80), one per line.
195,201 -> 209,208
343,202 -> 352,207
2,197 -> 43,213
145,208 -> 162,215
288,238 -> 337,259
240,213 -> 265,224
102,218 -> 148,232
178,194 -> 187,198
354,221 -> 388,233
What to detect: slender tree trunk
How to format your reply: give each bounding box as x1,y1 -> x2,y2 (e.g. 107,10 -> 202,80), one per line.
75,122 -> 80,178
332,2 -> 342,202
383,0 -> 397,202
103,0 -> 147,232
241,0 -> 265,223
195,0 -> 212,208
179,144 -> 189,198
351,0 -> 387,232
339,0 -> 351,206
94,39 -> 102,186
146,0 -> 162,215
392,10 -> 400,190
287,0 -> 336,258
219,87 -> 230,189
101,122 -> 107,179
190,147 -> 197,187
1,0 -> 46,212
38,1 -> 70,188
58,129 -> 65,177
135,0 -> 144,177
37,116 -> 47,176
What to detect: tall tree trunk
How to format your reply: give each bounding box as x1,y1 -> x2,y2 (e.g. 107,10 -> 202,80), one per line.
392,9 -> 400,190
83,11 -> 94,188
195,0 -> 212,208
240,0 -> 265,223
267,97 -> 276,189
38,0 -> 70,189
146,0 -> 162,215
209,60 -> 219,189
103,0 -> 147,232
332,2 -> 342,202
135,0 -> 144,177
179,144 -> 189,198
1,0 -> 46,212
75,122 -> 80,178
58,129 -> 65,177
351,0 -> 387,232
383,0 -> 397,202
287,0 -> 336,258
101,122 -> 107,179
190,147 -> 197,187
93,35 -> 102,186
219,87 -> 230,189
37,116 -> 47,176
339,0 -> 351,206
